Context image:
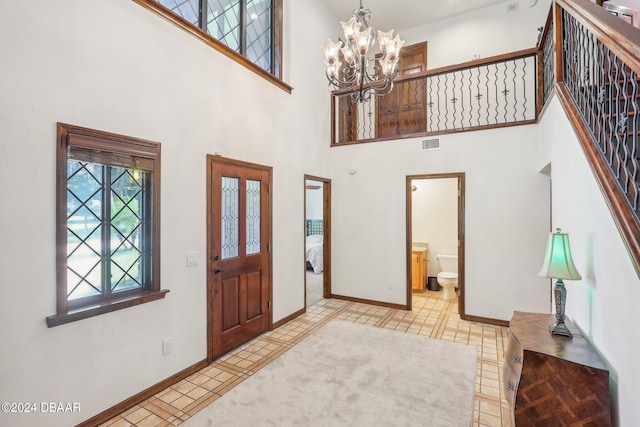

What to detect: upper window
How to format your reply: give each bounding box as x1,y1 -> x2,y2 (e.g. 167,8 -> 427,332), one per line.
47,123 -> 167,327
133,0 -> 290,92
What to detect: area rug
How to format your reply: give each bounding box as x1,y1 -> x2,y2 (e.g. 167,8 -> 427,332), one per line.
183,320 -> 477,427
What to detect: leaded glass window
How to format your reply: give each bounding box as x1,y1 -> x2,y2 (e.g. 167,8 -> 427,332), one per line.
246,179 -> 261,254
221,176 -> 240,259
157,0 -> 275,75
66,163 -> 149,302
50,123 -> 165,327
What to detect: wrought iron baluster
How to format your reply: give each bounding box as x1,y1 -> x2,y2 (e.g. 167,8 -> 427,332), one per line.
427,76 -> 433,132
436,74 -> 442,132
630,70 -> 639,211
493,63 -> 499,125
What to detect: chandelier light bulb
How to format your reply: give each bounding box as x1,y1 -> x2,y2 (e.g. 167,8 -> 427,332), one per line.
355,27 -> 373,55
321,39 -> 343,66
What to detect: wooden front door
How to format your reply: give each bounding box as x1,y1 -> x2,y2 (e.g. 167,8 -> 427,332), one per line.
207,156 -> 271,360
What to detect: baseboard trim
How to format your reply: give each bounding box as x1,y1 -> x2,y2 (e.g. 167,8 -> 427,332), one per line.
76,358 -> 208,427
272,307 -> 305,329
461,313 -> 509,327
330,294 -> 408,310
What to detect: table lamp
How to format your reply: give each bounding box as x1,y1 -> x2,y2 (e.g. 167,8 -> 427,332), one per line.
538,228 -> 582,338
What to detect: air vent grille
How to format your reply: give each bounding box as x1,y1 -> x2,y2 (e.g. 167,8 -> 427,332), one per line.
421,138 -> 441,151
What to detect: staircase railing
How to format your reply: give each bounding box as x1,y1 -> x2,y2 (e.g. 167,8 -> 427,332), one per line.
554,0 -> 640,275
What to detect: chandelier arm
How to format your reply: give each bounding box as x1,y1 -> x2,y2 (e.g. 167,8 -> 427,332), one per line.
373,80 -> 395,97
341,66 -> 358,85
363,64 -> 381,85
357,55 -> 367,103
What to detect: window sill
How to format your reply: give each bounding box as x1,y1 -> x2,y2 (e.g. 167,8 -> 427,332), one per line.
46,289 -> 169,328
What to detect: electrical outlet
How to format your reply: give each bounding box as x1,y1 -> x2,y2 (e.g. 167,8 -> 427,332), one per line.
162,337 -> 172,355
387,282 -> 393,290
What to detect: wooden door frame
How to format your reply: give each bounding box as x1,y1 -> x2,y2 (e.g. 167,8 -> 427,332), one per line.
405,172 -> 465,318
206,155 -> 273,362
304,175 -> 332,305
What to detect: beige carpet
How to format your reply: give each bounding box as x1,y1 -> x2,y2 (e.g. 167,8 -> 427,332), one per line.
183,320 -> 477,426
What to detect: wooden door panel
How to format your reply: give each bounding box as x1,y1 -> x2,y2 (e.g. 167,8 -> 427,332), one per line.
207,157 -> 271,360
246,271 -> 262,320
376,42 -> 428,138
222,277 -> 240,331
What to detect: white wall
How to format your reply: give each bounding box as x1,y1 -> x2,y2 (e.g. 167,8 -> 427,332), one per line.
327,0 -> 551,317
6,0 -> 635,425
329,126 -> 551,317
402,0 -> 552,68
411,178 -> 459,277
305,181 -> 324,220
539,96 -> 640,427
0,0 -> 333,425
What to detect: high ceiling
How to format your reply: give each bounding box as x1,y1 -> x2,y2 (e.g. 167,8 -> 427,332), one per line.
319,0 -> 516,33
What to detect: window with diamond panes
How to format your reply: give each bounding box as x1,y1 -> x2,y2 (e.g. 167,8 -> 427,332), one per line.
156,0 -> 274,75
66,163 -> 147,301
48,123 -> 166,327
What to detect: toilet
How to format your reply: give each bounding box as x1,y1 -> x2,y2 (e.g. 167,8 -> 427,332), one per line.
436,254 -> 458,301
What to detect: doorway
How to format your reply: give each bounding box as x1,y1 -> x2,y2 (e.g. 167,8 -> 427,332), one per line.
206,156 -> 272,361
406,173 -> 465,317
304,175 -> 331,307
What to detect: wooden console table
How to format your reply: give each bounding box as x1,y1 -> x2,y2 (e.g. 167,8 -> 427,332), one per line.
503,311 -> 611,426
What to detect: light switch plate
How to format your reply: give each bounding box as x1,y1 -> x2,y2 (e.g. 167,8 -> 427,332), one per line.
186,251 -> 199,267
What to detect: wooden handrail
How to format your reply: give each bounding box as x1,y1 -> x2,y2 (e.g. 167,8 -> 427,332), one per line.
555,0 -> 640,72
330,47 -> 538,97
554,0 -> 640,277
557,84 -> 640,277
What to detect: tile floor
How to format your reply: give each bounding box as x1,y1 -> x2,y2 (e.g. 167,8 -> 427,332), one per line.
101,291 -> 511,427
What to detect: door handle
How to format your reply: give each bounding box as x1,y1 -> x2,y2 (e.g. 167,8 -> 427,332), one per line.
214,268 -> 221,274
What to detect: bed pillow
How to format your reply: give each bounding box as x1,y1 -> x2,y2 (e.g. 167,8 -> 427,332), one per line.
306,234 -> 323,245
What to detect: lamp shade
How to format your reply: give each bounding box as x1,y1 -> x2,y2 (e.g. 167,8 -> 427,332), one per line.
538,228 -> 582,280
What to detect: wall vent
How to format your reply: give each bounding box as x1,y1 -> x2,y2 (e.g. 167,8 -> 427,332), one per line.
421,138 -> 441,151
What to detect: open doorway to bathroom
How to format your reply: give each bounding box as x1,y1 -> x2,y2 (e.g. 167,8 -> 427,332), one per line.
406,173 -> 465,318
304,175 -> 331,308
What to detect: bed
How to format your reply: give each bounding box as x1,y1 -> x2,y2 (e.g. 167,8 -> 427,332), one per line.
306,220 -> 324,274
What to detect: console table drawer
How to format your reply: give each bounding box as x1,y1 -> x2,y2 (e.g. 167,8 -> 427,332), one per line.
503,332 -> 523,408
505,312 -> 611,426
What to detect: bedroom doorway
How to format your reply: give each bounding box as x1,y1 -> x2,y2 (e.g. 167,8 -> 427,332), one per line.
406,173 -> 465,317
304,175 -> 331,307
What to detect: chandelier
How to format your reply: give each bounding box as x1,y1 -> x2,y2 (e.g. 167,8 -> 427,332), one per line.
321,0 -> 405,103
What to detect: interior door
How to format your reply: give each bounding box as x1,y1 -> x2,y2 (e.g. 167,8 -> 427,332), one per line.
207,156 -> 271,360
377,42 -> 428,138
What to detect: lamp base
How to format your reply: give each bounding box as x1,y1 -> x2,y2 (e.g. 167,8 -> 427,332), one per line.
551,278 -> 573,338
549,321 -> 573,338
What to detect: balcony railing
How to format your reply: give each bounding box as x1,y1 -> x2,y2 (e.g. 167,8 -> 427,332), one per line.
331,49 -> 539,145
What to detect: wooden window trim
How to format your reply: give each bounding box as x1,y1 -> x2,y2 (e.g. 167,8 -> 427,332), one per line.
132,0 -> 292,94
47,123 -> 167,328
